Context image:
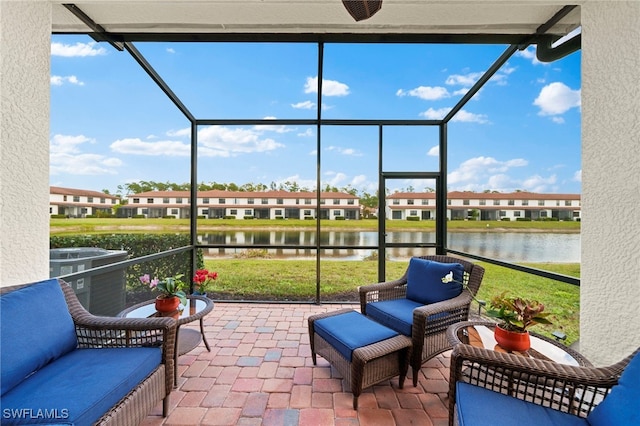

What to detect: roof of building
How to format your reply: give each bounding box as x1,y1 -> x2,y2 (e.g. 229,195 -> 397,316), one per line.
50,186 -> 119,200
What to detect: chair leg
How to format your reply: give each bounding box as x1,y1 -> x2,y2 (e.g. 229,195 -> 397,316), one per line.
412,367 -> 419,387
163,395 -> 170,417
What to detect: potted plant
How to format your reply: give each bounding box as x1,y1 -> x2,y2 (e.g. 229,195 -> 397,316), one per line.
192,269 -> 218,297
140,273 -> 187,313
485,291 -> 553,352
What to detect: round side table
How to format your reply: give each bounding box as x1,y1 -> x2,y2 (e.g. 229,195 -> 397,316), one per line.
119,295 -> 214,385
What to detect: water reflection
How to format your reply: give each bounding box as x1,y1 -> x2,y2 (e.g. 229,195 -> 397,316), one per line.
198,230 -> 580,262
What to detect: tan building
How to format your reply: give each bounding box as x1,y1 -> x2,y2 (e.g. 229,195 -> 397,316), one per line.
49,187 -> 119,218
387,191 -> 581,221
122,190 -> 360,220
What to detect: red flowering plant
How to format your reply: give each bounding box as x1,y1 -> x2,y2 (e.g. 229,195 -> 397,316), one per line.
192,269 -> 218,295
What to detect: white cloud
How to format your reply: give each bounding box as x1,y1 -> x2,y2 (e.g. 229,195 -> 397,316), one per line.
521,174 -> 558,193
573,169 -> 582,182
51,75 -> 84,86
110,138 -> 191,156
324,171 -> 348,186
291,100 -> 316,109
50,134 -> 122,176
166,128 -> 190,137
445,72 -> 483,87
396,86 -> 449,100
420,107 -> 488,123
516,46 -> 543,65
304,76 -> 350,96
427,145 -> 439,156
447,156 -> 560,192
51,42 -> 107,57
448,156 -> 528,189
254,118 -> 295,134
167,48 -> 176,54
197,125 -> 285,157
298,128 -> 313,137
326,146 -> 363,156
534,82 -> 581,117
50,134 -> 95,154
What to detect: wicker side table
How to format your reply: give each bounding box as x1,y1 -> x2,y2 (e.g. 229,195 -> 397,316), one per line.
308,308 -> 412,409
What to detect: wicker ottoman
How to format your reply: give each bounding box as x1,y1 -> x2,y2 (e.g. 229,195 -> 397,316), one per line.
308,308 -> 412,409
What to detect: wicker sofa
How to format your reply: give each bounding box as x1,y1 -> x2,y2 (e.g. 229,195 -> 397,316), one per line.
0,278 -> 176,425
359,255 -> 485,386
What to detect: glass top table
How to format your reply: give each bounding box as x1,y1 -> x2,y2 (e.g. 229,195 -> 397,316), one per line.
119,295 -> 214,385
447,321 -> 591,367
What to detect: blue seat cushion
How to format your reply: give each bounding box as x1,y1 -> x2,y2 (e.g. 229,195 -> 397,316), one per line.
405,258 -> 465,305
456,382 -> 588,426
1,279 -> 78,395
366,299 -> 423,336
587,351 -> 640,425
0,347 -> 161,425
314,310 -> 398,362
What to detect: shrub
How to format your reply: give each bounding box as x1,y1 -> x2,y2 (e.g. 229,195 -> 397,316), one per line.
133,215 -> 146,219
51,214 -> 66,219
406,216 -> 420,221
335,216 -> 346,220
501,217 -> 511,221
243,216 -> 255,220
516,217 -> 532,221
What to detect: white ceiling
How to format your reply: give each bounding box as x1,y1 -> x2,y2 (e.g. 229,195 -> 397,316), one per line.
51,1 -> 581,43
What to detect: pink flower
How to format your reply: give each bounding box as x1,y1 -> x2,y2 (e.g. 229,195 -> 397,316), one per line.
150,278 -> 159,289
139,274 -> 150,285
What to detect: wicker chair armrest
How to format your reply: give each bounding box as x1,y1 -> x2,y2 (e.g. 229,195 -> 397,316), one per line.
358,278 -> 407,313
74,314 -> 177,334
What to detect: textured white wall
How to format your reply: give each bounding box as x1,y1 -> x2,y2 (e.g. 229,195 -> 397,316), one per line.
0,1 -> 51,285
581,1 -> 640,365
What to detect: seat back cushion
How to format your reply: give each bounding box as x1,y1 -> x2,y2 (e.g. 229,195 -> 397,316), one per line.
405,258 -> 464,305
1,279 -> 78,395
587,351 -> 640,426
314,310 -> 398,362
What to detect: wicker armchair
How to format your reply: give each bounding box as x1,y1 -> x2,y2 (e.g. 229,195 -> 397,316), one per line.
448,343 -> 640,426
1,279 -> 177,425
359,255 -> 485,386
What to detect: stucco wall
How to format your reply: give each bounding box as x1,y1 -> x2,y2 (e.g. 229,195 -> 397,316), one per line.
0,1 -> 51,285
581,1 -> 640,365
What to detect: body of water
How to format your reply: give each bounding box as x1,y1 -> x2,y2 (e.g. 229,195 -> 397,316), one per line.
199,230 -> 580,263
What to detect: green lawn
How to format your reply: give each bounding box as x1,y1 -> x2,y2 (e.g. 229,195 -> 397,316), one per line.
51,217 -> 580,234
202,258 -> 580,345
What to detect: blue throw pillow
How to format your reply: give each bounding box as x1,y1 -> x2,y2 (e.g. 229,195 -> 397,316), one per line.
405,258 -> 464,305
587,351 -> 640,425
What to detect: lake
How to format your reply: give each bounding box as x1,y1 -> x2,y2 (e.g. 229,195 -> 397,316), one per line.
199,230 -> 580,263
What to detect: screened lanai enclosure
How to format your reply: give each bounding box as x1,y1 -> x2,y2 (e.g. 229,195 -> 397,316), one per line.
51,3 -> 581,310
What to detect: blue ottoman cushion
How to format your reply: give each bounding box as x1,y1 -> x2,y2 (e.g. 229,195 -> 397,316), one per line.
0,347 -> 161,425
1,279 -> 78,396
314,311 -> 398,361
456,382 -> 588,426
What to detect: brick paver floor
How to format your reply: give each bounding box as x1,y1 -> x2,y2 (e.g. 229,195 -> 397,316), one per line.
141,303 -> 452,426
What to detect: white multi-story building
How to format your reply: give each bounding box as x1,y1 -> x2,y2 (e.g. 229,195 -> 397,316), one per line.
49,187 -> 120,218
121,190 -> 361,220
386,191 -> 581,221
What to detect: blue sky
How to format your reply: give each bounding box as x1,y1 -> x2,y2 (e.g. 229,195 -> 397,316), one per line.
50,34 -> 581,196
